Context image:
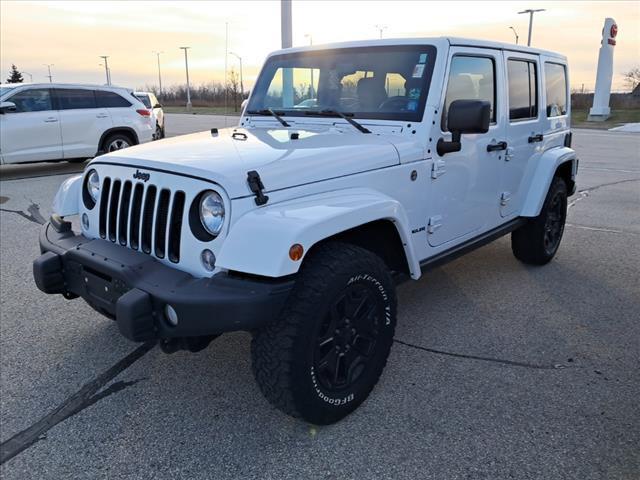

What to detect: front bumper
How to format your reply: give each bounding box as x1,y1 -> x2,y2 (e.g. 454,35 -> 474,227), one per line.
34,221 -> 293,342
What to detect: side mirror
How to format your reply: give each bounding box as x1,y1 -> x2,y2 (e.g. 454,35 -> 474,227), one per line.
437,100 -> 490,156
0,101 -> 17,114
153,103 -> 162,109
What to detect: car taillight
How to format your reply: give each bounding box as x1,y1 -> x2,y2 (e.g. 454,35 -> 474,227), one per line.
136,109 -> 151,117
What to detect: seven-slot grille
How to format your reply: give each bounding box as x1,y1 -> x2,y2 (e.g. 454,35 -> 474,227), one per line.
98,177 -> 185,263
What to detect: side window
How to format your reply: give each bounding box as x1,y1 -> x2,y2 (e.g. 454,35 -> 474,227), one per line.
95,90 -> 132,108
57,89 -> 97,110
7,89 -> 52,112
442,55 -> 495,130
545,63 -> 568,117
507,59 -> 538,121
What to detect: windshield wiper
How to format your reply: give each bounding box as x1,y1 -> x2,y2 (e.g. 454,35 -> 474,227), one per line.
305,109 -> 371,134
246,108 -> 290,127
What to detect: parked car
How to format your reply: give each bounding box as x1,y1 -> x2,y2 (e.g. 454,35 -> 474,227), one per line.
134,91 -> 165,139
34,37 -> 576,425
0,83 -> 154,164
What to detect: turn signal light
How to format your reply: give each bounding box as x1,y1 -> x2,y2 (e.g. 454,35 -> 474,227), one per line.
289,244 -> 304,261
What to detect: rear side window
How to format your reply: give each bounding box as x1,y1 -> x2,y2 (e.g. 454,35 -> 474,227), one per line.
545,63 -> 568,117
7,88 -> 52,112
96,90 -> 132,108
135,94 -> 152,108
507,59 -> 538,121
56,89 -> 96,110
442,55 -> 495,130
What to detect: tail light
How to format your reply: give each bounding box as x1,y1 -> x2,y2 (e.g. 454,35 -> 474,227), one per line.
136,109 -> 151,117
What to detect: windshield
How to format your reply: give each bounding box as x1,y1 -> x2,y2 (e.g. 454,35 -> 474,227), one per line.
0,85 -> 18,99
247,45 -> 437,122
135,94 -> 152,108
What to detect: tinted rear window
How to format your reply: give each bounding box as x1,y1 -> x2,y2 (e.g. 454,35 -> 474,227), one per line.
56,89 -> 96,110
507,59 -> 538,121
545,63 -> 568,117
135,94 -> 152,108
96,90 -> 132,108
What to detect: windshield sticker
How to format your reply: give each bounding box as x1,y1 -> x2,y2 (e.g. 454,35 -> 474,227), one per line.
407,100 -> 418,111
408,88 -> 421,99
412,64 -> 425,78
419,53 -> 428,64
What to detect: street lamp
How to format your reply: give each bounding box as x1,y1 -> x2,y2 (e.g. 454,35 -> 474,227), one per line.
374,24 -> 388,39
99,56 -> 111,85
304,34 -> 315,98
179,46 -> 192,111
509,26 -> 519,44
153,51 -> 164,97
228,51 -> 244,98
23,71 -> 33,82
43,64 -> 54,83
518,8 -> 545,46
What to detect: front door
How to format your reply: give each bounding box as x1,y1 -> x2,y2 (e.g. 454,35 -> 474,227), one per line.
0,88 -> 62,164
500,53 -> 543,217
427,48 -> 505,247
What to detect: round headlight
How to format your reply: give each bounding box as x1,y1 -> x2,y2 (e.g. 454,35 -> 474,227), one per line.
199,191 -> 225,236
87,170 -> 100,202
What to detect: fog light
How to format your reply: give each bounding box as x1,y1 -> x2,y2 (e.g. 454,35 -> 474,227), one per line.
201,249 -> 216,271
82,213 -> 90,230
164,304 -> 179,326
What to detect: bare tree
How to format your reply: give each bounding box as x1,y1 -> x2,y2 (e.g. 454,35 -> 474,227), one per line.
623,67 -> 640,91
228,68 -> 240,112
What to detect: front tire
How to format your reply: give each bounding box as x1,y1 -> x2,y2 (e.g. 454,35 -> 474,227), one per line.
512,176 -> 568,265
251,242 -> 397,425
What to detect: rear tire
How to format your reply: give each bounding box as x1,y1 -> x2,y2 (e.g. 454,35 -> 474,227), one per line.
511,176 -> 568,265
101,133 -> 133,154
251,242 -> 397,425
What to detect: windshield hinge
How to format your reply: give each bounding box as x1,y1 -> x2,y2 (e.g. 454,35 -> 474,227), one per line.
247,170 -> 269,206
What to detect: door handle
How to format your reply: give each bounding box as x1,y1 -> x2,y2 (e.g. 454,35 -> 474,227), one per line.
486,141 -> 507,152
528,134 -> 544,143
96,114 -> 109,118
44,117 -> 58,123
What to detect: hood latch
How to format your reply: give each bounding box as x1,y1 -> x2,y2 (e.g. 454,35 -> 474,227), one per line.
247,170 -> 269,206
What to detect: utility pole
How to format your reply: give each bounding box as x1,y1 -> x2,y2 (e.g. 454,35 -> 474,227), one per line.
281,0 -> 293,107
518,9 -> 545,46
509,26 -> 519,44
179,47 -> 192,111
153,51 -> 163,96
43,64 -> 54,83
99,56 -> 111,85
375,24 -> 388,39
304,33 -> 314,97
229,51 -> 244,98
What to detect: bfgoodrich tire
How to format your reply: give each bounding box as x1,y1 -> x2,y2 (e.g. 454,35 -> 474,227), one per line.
251,242 -> 397,425
511,176 -> 568,265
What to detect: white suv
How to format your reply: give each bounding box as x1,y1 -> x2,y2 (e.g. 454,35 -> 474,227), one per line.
0,83 -> 154,164
34,38 -> 576,425
134,91 -> 165,140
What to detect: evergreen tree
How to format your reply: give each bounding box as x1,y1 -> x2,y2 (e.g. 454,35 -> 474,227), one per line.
6,64 -> 24,83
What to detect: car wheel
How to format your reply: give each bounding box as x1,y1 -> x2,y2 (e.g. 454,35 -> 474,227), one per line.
251,241 -> 397,425
511,176 -> 568,265
155,123 -> 163,140
102,133 -> 132,153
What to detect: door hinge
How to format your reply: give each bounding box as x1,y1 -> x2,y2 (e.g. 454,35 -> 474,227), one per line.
427,215 -> 443,234
431,160 -> 446,179
500,192 -> 511,206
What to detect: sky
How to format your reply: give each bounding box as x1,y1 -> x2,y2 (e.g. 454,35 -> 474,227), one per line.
1,1 -> 638,92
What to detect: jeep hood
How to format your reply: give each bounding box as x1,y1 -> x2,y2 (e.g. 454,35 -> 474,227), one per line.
93,126 -> 401,199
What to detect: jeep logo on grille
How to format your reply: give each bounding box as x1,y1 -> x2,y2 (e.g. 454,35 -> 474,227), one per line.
133,170 -> 150,182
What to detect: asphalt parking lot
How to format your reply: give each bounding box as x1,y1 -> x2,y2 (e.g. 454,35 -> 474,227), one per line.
0,121 -> 638,479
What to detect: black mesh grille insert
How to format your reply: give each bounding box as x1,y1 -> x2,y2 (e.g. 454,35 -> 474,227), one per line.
130,183 -> 144,250
98,177 -> 111,239
154,189 -> 171,259
168,191 -> 185,263
141,185 -> 157,254
107,180 -> 121,242
118,181 -> 132,246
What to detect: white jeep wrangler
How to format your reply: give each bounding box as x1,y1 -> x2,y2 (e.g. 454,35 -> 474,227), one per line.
34,37 -> 576,424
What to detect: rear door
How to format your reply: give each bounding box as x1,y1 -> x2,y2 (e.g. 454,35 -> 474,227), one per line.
427,47 -> 506,247
55,88 -> 112,158
97,89 -> 135,132
500,53 -> 544,217
0,87 -> 62,163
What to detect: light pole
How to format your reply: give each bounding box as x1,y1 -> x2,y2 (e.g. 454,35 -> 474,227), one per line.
229,51 -> 244,98
509,26 -> 519,44
179,46 -> 192,111
518,8 -> 545,46
375,24 -> 388,39
153,51 -> 163,96
99,56 -> 111,85
23,71 -> 33,82
304,33 -> 314,98
43,64 -> 54,83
